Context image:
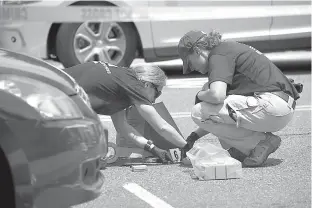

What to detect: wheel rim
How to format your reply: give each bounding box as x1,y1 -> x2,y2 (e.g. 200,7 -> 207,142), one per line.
73,22 -> 126,65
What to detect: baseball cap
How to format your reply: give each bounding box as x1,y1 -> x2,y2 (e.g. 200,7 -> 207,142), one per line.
178,30 -> 207,74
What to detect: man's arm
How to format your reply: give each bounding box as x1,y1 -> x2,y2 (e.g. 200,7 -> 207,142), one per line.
197,81 -> 227,104
88,94 -> 106,110
135,104 -> 187,148
110,109 -> 149,149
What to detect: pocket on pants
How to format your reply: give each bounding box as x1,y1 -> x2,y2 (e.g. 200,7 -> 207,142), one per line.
259,94 -> 292,117
225,95 -> 263,128
226,96 -> 262,113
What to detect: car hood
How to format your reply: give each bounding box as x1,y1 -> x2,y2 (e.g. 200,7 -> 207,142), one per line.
0,49 -> 77,95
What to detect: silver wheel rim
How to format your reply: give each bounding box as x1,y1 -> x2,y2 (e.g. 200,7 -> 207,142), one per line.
73,22 -> 126,65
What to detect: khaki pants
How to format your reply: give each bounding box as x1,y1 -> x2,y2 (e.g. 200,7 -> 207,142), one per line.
191,92 -> 295,155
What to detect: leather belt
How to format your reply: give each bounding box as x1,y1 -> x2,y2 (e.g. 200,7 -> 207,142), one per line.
270,91 -> 296,109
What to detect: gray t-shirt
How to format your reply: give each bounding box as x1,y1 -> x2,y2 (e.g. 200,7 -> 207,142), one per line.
207,41 -> 300,100
64,61 -> 152,115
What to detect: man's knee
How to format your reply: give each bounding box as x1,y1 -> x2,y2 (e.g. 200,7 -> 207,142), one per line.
191,102 -> 226,125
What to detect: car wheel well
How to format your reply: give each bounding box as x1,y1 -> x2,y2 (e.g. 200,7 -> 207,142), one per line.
47,1 -> 143,61
47,23 -> 61,60
0,147 -> 15,208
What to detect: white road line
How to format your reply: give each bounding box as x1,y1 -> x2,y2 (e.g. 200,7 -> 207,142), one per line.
99,105 -> 311,122
166,78 -> 207,89
123,183 -> 174,208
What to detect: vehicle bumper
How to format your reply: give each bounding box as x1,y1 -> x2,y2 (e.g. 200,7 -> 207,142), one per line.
8,118 -> 108,208
33,160 -> 105,208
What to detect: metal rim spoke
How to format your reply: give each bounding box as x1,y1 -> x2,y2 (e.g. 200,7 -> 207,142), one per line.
74,22 -> 127,64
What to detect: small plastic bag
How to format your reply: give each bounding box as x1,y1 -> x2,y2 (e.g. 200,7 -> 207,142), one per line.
186,143 -> 243,180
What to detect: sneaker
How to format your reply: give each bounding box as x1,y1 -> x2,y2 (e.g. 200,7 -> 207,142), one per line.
243,133 -> 281,167
227,147 -> 248,162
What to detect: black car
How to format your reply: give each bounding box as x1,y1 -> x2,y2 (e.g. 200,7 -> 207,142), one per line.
0,49 -> 108,208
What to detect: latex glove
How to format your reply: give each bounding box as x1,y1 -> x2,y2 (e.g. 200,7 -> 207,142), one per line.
150,146 -> 174,163
185,132 -> 200,150
195,92 -> 202,105
181,132 -> 200,159
202,82 -> 209,91
195,82 -> 210,105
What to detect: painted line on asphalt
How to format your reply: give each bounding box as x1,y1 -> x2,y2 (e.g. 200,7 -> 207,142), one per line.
99,105 -> 311,122
166,78 -> 207,89
123,183 -> 174,208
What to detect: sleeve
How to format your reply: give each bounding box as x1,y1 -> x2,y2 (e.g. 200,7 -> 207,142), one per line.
207,55 -> 235,87
117,70 -> 152,106
123,82 -> 152,106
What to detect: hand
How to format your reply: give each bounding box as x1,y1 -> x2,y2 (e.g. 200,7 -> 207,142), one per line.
195,90 -> 204,105
150,146 -> 174,164
202,82 -> 209,91
195,83 -> 209,105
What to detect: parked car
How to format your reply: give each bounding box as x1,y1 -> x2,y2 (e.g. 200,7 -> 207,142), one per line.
0,0 -> 310,68
0,48 -> 108,208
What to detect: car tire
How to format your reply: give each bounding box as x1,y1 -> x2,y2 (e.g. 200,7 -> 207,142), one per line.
56,22 -> 138,68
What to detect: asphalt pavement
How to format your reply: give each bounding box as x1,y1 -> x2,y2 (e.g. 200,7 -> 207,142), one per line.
48,54 -> 311,208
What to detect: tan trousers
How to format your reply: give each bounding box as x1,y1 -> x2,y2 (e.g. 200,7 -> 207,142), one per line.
191,92 -> 295,155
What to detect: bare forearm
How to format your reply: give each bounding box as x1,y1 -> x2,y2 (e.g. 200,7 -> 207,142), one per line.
119,123 -> 148,149
134,103 -> 187,148
118,123 -> 186,149
197,89 -> 224,104
158,124 -> 187,148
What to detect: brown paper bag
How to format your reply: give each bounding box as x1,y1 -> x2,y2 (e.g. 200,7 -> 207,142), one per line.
117,102 -> 183,150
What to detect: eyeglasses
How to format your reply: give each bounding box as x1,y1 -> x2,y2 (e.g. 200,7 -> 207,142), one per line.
151,83 -> 162,98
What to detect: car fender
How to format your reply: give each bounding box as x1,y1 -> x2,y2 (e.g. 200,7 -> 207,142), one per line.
0,121 -> 34,208
0,91 -> 42,207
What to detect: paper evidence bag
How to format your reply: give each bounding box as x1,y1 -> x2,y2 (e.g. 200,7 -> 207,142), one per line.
118,102 -> 183,150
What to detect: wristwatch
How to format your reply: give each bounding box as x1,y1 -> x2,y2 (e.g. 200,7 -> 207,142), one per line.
144,140 -> 155,151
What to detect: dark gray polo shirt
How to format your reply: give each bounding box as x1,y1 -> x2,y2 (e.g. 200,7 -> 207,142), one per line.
207,41 -> 300,100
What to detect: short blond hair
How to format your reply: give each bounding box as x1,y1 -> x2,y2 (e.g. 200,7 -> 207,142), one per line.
132,64 -> 167,87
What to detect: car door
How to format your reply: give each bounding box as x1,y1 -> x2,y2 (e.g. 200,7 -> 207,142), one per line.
149,0 -> 273,58
269,0 -> 311,50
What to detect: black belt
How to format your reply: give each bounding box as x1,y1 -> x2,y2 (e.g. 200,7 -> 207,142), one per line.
270,91 -> 296,109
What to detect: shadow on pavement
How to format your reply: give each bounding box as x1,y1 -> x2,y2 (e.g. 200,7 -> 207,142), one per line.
181,158 -> 284,181
242,158 -> 284,169
105,158 -> 176,168
179,158 -> 283,170
262,158 -> 284,167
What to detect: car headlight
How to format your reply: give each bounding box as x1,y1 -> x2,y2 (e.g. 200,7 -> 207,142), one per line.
0,75 -> 84,120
